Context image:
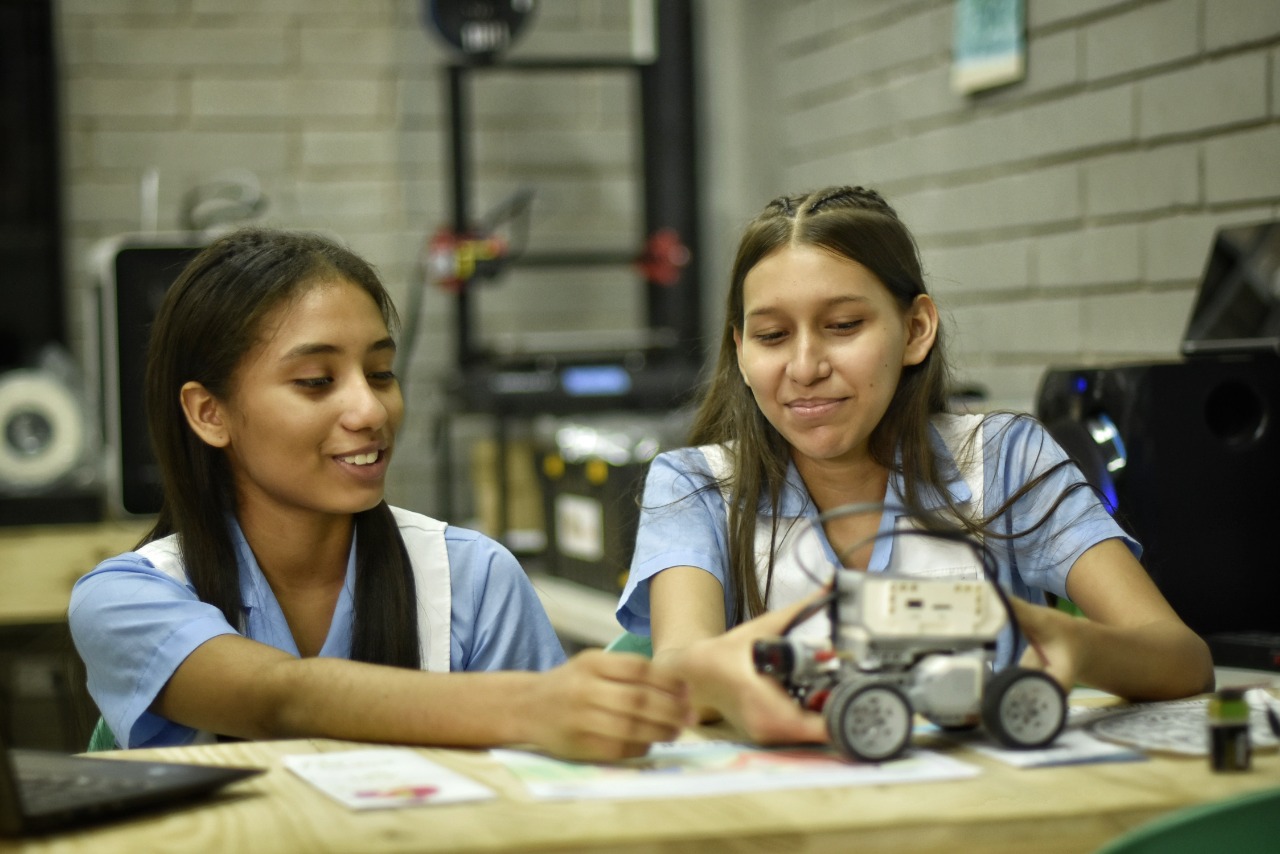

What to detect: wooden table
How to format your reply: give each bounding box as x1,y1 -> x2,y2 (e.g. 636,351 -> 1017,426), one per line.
0,520 -> 155,751
0,521 -> 153,625
2,526 -> 1277,851
0,523 -> 619,650
3,708 -> 1279,854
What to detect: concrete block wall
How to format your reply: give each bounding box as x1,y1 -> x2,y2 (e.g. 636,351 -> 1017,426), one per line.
730,0 -> 1280,410
53,0 -> 644,519
51,0 -> 1280,522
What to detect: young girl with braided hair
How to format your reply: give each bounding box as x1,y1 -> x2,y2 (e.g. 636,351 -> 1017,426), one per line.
616,185 -> 1213,744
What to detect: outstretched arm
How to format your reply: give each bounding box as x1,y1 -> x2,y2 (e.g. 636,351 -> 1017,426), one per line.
155,638 -> 693,761
1014,538 -> 1214,701
649,565 -> 828,745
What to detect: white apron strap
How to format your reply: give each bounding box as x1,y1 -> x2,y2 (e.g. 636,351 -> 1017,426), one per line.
698,443 -> 827,614
887,414 -> 986,580
391,507 -> 453,672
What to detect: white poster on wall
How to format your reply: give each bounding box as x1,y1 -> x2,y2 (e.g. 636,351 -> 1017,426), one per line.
951,0 -> 1026,95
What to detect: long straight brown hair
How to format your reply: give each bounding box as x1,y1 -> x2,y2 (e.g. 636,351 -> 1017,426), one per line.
689,186 -> 1087,623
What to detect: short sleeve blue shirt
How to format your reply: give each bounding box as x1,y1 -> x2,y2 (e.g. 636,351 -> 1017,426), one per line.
69,509 -> 566,748
618,413 -> 1137,660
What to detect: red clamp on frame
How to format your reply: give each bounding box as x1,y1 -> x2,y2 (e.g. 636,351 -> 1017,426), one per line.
426,227 -> 510,292
635,227 -> 691,286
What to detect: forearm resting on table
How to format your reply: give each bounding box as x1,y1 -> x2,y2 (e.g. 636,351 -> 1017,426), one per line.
156,639 -> 690,759
158,653 -> 541,746
1074,617 -> 1215,701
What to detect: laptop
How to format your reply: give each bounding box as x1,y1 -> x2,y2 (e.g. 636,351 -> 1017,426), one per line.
1180,219 -> 1280,358
0,728 -> 262,837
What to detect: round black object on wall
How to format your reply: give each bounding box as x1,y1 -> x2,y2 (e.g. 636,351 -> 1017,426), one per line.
424,0 -> 538,60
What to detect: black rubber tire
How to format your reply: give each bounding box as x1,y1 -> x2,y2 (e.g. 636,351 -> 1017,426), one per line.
825,680 -> 913,763
981,667 -> 1066,749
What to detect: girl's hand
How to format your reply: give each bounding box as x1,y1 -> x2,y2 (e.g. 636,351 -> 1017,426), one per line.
1010,597 -> 1083,694
679,599 -> 830,746
520,650 -> 694,761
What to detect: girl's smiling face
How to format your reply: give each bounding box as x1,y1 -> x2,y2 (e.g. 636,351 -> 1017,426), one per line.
734,244 -> 936,471
201,276 -> 403,525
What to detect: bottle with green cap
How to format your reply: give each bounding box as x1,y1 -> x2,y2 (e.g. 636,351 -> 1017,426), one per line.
1207,687 -> 1251,772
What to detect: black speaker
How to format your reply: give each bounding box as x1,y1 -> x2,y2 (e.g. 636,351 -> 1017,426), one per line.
97,236 -> 207,517
0,0 -> 62,373
0,0 -> 104,524
1036,354 -> 1280,639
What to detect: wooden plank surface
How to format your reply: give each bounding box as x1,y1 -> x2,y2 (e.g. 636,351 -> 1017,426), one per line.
0,521 -> 153,624
1,717 -> 1277,853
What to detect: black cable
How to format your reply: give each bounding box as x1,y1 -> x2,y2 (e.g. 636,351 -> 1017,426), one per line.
780,588 -> 836,637
395,247 -> 428,390
778,502 -> 1025,668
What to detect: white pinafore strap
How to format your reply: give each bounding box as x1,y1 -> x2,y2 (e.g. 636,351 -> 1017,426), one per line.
886,414 -> 986,579
698,414 -> 988,610
392,507 -> 453,673
698,443 -> 827,611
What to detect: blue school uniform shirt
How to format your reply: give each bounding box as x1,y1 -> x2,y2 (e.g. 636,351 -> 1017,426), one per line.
69,507 -> 566,749
617,412 -> 1138,667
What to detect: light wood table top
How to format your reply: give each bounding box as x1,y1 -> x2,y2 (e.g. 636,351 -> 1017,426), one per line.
0,521 -> 153,625
2,712 -> 1279,854
3,524 -> 1278,851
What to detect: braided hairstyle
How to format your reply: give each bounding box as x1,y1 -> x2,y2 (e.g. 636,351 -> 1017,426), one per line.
688,186 -> 955,622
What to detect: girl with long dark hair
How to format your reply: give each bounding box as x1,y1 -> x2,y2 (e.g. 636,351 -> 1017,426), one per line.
617,187 -> 1212,743
71,227 -> 690,759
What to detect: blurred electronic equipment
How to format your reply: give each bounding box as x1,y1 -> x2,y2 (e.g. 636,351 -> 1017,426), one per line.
94,236 -> 208,518
93,170 -> 267,518
430,0 -> 703,417
0,0 -> 102,524
1037,221 -> 1280,666
424,1 -> 704,539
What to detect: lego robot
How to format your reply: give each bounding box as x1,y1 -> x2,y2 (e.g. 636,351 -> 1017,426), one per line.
754,568 -> 1067,763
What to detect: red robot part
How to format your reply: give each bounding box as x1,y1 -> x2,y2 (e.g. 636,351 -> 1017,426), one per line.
636,227 -> 690,286
427,227 -> 509,292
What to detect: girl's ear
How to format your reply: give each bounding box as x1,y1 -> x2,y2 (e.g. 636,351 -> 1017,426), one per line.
179,381 -> 230,448
902,294 -> 939,367
732,327 -> 750,387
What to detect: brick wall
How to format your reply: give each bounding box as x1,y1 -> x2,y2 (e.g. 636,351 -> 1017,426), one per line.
52,0 -> 1280,520
54,0 -> 642,518
736,0 -> 1280,410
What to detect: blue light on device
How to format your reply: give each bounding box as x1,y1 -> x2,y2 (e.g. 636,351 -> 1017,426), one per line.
561,365 -> 632,397
1084,413 -> 1126,515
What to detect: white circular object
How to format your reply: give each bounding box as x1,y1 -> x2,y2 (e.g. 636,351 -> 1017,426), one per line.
0,370 -> 86,490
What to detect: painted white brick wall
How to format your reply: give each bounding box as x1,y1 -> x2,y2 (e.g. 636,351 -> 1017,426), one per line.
1138,53 -> 1270,138
1083,148 -> 1200,218
749,0 -> 1280,412
1035,224 -> 1142,290
1206,124 -> 1280,201
55,0 -> 645,521
51,0 -> 1280,522
1081,0 -> 1199,81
